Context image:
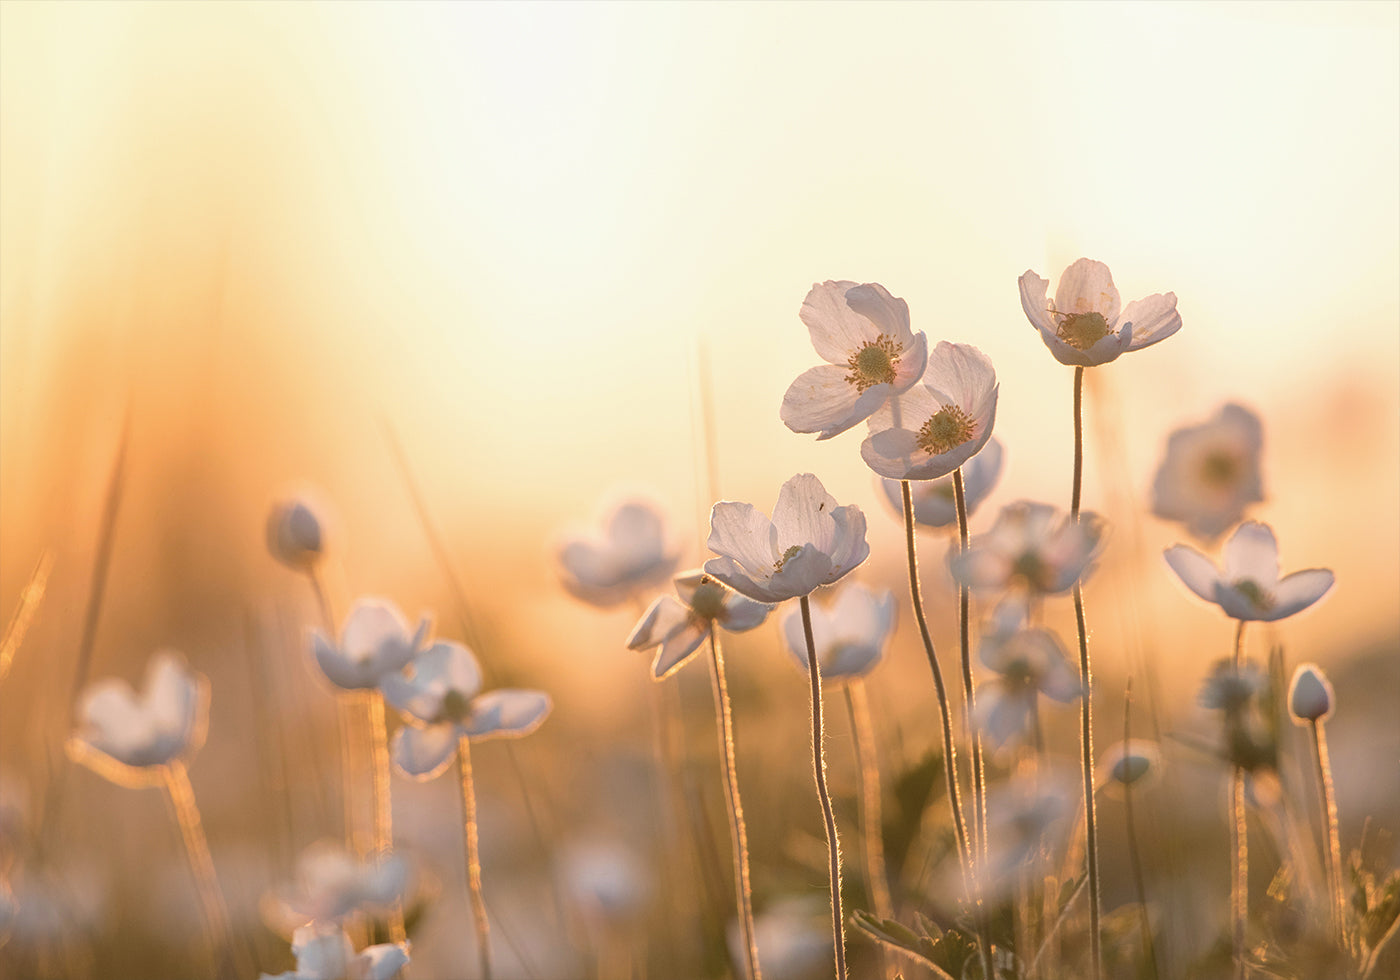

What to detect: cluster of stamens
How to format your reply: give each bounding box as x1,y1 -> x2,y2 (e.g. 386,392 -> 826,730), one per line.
1052,309 -> 1111,351
1200,450 -> 1240,487
688,576 -> 729,623
844,334 -> 903,392
1232,579 -> 1276,611
917,405 -> 977,456
773,544 -> 804,572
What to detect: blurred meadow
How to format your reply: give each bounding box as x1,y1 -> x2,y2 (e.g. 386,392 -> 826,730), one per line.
1,2 -> 1397,979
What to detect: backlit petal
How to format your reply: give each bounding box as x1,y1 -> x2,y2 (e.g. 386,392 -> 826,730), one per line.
462,689 -> 552,741
1164,544 -> 1222,602
390,724 -> 459,780
1054,258 -> 1120,323
1121,292 -> 1182,351
780,364 -> 887,440
1269,568 -> 1335,620
1221,522 -> 1281,586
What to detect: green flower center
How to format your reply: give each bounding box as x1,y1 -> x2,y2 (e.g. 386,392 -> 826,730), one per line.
1013,552 -> 1052,591
441,689 -> 472,723
689,579 -> 728,622
1232,579 -> 1275,611
917,406 -> 977,456
774,544 -> 804,572
1201,451 -> 1238,487
1055,311 -> 1110,350
844,335 -> 903,392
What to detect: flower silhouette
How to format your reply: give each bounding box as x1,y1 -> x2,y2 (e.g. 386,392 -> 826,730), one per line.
557,498 -> 681,608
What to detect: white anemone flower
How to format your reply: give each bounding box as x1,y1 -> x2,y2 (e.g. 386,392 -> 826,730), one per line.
1152,402 -> 1264,541
1019,258 -> 1181,367
878,437 -> 1004,529
626,570 -> 771,680
780,281 -> 929,440
260,923 -> 409,980
1164,521 -> 1334,622
267,496 -> 328,571
270,840 -> 411,927
778,582 -> 896,682
67,650 -> 208,787
382,641 -> 551,781
704,473 -> 870,603
860,341 -> 999,481
950,501 -> 1107,596
556,498 -> 681,608
973,598 -> 1081,748
311,598 -> 429,691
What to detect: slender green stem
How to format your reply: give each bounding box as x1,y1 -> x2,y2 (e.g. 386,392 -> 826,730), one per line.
1070,365 -> 1103,980
799,595 -> 847,980
1123,679 -> 1159,980
899,480 -> 973,890
1310,718 -> 1345,948
458,736 -> 493,980
366,692 -> 407,949
1232,620 -> 1248,980
707,626 -> 762,980
164,762 -> 237,979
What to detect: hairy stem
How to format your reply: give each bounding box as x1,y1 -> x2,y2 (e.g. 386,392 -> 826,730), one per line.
800,595 -> 848,980
1310,718 -> 1345,948
458,736 -> 493,980
1123,679 -> 1159,980
165,762 -> 236,979
1232,620 -> 1248,980
366,692 -> 407,948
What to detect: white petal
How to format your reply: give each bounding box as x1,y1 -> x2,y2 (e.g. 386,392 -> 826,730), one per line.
292,924 -> 355,979
961,438 -> 1005,510
772,474 -> 839,556
843,282 -> 913,347
1018,270 -> 1054,333
720,593 -> 771,632
314,631 -> 368,691
921,342 -> 997,413
1163,544 -> 1222,603
607,501 -> 666,558
626,596 -> 691,652
825,506 -> 870,581
390,724 -> 460,780
861,427 -> 921,480
780,364 -> 888,440
382,641 -> 482,723
1036,324 -> 1124,367
889,332 -> 929,393
1221,522 -> 1281,586
1121,292 -> 1182,351
779,605 -> 814,673
651,624 -> 707,680
904,395 -> 999,482
798,280 -> 878,363
342,599 -> 412,667
765,545 -> 833,600
972,683 -> 1030,748
703,555 -> 779,603
353,944 -> 411,980
1214,582 -> 1269,621
830,583 -> 896,648
1054,258 -> 1120,322
824,641 -> 883,680
707,502 -> 777,576
463,689 -> 552,741
1268,569 -> 1335,620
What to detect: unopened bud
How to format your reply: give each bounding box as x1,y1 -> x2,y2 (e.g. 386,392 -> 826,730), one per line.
267,498 -> 325,571
1288,663 -> 1334,723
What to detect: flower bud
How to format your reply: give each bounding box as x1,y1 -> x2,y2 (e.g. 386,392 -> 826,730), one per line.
1288,663 -> 1334,722
267,498 -> 325,571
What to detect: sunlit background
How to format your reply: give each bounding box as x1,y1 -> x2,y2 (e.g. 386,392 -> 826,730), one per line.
2,2 -> 1397,978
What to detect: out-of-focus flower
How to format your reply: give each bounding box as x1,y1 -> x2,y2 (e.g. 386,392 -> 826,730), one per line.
705,473 -> 869,604
267,497 -> 328,571
557,498 -> 681,608
781,281 -> 929,440
383,642 -> 551,781
626,571 -> 771,680
728,897 -> 831,980
312,598 -> 429,691
1199,660 -> 1268,712
778,582 -> 895,682
976,775 -> 1073,900
557,838 -> 651,928
1151,403 -> 1264,541
1198,659 -> 1277,772
268,840 -> 411,928
878,437 -> 1004,529
972,598 -> 1081,748
860,342 -> 999,482
1096,739 -> 1162,793
1018,258 -> 1181,367
950,501 -> 1107,596
1288,663 -> 1335,723
1164,521 -> 1334,622
67,650 -> 208,787
259,923 -> 409,980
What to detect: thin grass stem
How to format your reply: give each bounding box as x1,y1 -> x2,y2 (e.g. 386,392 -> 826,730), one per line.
457,735 -> 493,980
164,761 -> 236,979
1123,679 -> 1159,980
799,594 -> 847,980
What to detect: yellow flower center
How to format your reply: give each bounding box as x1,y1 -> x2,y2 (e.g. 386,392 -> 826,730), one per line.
774,544 -> 804,572
1201,451 -> 1239,487
689,578 -> 728,622
845,335 -> 903,392
1232,579 -> 1275,611
917,406 -> 977,456
1055,311 -> 1110,350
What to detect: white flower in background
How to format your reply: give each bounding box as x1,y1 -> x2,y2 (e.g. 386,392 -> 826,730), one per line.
269,840 -> 410,927
705,473 -> 870,603
950,501 -> 1107,596
878,437 -> 1004,529
973,598 -> 1081,748
67,650 -> 208,787
1288,663 -> 1335,723
1019,258 -> 1181,367
267,496 -> 328,571
259,923 -> 409,980
976,775 -> 1073,901
626,571 -> 771,680
312,598 -> 429,691
1096,740 -> 1162,794
557,839 -> 651,928
781,281 -> 929,440
557,498 -> 681,608
728,897 -> 832,980
1164,521 -> 1334,622
778,582 -> 895,683
1151,402 -> 1264,541
1198,659 -> 1268,712
383,641 -> 551,781
861,341 -> 999,481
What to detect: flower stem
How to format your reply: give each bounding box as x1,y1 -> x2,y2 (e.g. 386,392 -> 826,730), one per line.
899,480 -> 973,890
457,735 -> 493,980
1123,679 -> 1159,980
707,626 -> 763,980
799,594 -> 848,980
954,468 -> 996,980
164,761 -> 236,979
1310,717 -> 1345,947
366,692 -> 408,949
845,681 -> 894,979
1231,620 -> 1248,980
1070,365 -> 1103,980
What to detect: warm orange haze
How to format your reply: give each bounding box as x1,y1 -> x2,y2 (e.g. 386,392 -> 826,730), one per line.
1,3 -> 1397,979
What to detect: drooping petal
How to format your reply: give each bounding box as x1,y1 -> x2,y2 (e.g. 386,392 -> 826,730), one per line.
651,622 -> 707,680
462,689 -> 552,741
1163,544 -> 1222,603
626,596 -> 692,652
843,282 -> 913,347
799,280 -> 876,363
1268,568 -> 1336,620
707,502 -> 778,577
772,474 -> 840,556
703,555 -> 779,603
1221,522 -> 1281,586
765,545 -> 833,601
861,427 -> 921,480
1018,270 -> 1055,333
825,506 -> 870,581
720,593 -> 772,632
1120,292 -> 1182,351
390,724 -> 460,781
780,364 -> 889,440
1053,258 -> 1121,323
